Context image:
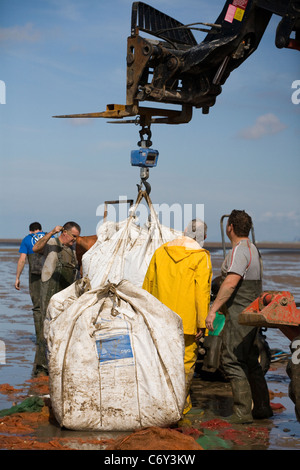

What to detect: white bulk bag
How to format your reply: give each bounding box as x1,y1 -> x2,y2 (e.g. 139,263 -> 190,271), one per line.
82,191 -> 182,288
45,279 -> 186,431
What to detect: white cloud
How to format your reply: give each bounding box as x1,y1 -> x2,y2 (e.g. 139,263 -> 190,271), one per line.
95,140 -> 131,151
260,210 -> 300,226
49,0 -> 83,22
238,113 -> 287,140
69,118 -> 95,127
0,23 -> 41,43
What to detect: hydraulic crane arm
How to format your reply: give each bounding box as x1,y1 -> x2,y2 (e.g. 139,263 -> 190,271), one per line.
125,0 -> 300,117
54,1 -> 300,127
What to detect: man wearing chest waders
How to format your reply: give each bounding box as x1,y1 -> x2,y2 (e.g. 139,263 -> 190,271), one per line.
15,222 -> 46,376
33,221 -> 81,375
206,210 -> 273,424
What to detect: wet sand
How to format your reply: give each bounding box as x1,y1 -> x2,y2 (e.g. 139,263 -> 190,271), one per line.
0,243 -> 299,451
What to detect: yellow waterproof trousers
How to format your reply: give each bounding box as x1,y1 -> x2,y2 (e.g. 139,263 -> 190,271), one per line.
183,335 -> 198,414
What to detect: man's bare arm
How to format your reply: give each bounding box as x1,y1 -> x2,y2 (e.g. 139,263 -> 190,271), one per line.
15,253 -> 27,290
205,273 -> 242,331
32,225 -> 63,253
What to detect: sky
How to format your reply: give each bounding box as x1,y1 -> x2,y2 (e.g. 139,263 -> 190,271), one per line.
0,0 -> 299,242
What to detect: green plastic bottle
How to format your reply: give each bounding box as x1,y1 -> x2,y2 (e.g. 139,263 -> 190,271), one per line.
208,312 -> 225,336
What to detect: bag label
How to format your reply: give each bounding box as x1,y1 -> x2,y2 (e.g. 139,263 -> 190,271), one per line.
96,333 -> 133,363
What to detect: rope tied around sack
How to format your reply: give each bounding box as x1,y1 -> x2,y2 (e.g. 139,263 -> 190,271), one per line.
74,276 -> 91,297
96,281 -> 126,318
93,280 -> 142,427
100,189 -> 164,285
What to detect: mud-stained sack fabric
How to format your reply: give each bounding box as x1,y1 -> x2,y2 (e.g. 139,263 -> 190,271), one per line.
45,279 -> 186,431
82,192 -> 182,289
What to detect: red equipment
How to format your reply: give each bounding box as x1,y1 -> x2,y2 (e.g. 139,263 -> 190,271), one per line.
239,291 -> 300,341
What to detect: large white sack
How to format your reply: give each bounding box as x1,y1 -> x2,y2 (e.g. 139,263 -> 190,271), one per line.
45,279 -> 186,431
82,198 -> 182,288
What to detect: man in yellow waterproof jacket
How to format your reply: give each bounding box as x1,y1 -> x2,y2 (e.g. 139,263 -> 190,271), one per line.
143,219 -> 212,414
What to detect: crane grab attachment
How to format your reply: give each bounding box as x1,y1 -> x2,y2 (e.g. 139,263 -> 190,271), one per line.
53,1 -> 299,187
54,0 -> 300,125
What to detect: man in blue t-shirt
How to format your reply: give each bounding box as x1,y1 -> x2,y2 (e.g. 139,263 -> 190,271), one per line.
15,222 -> 46,376
15,222 -> 46,289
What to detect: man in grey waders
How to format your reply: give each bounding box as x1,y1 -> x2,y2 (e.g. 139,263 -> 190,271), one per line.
33,221 -> 81,375
205,210 -> 273,424
15,222 -> 46,376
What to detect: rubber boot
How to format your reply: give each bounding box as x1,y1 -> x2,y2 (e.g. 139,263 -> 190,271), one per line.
229,378 -> 253,424
248,372 -> 273,419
